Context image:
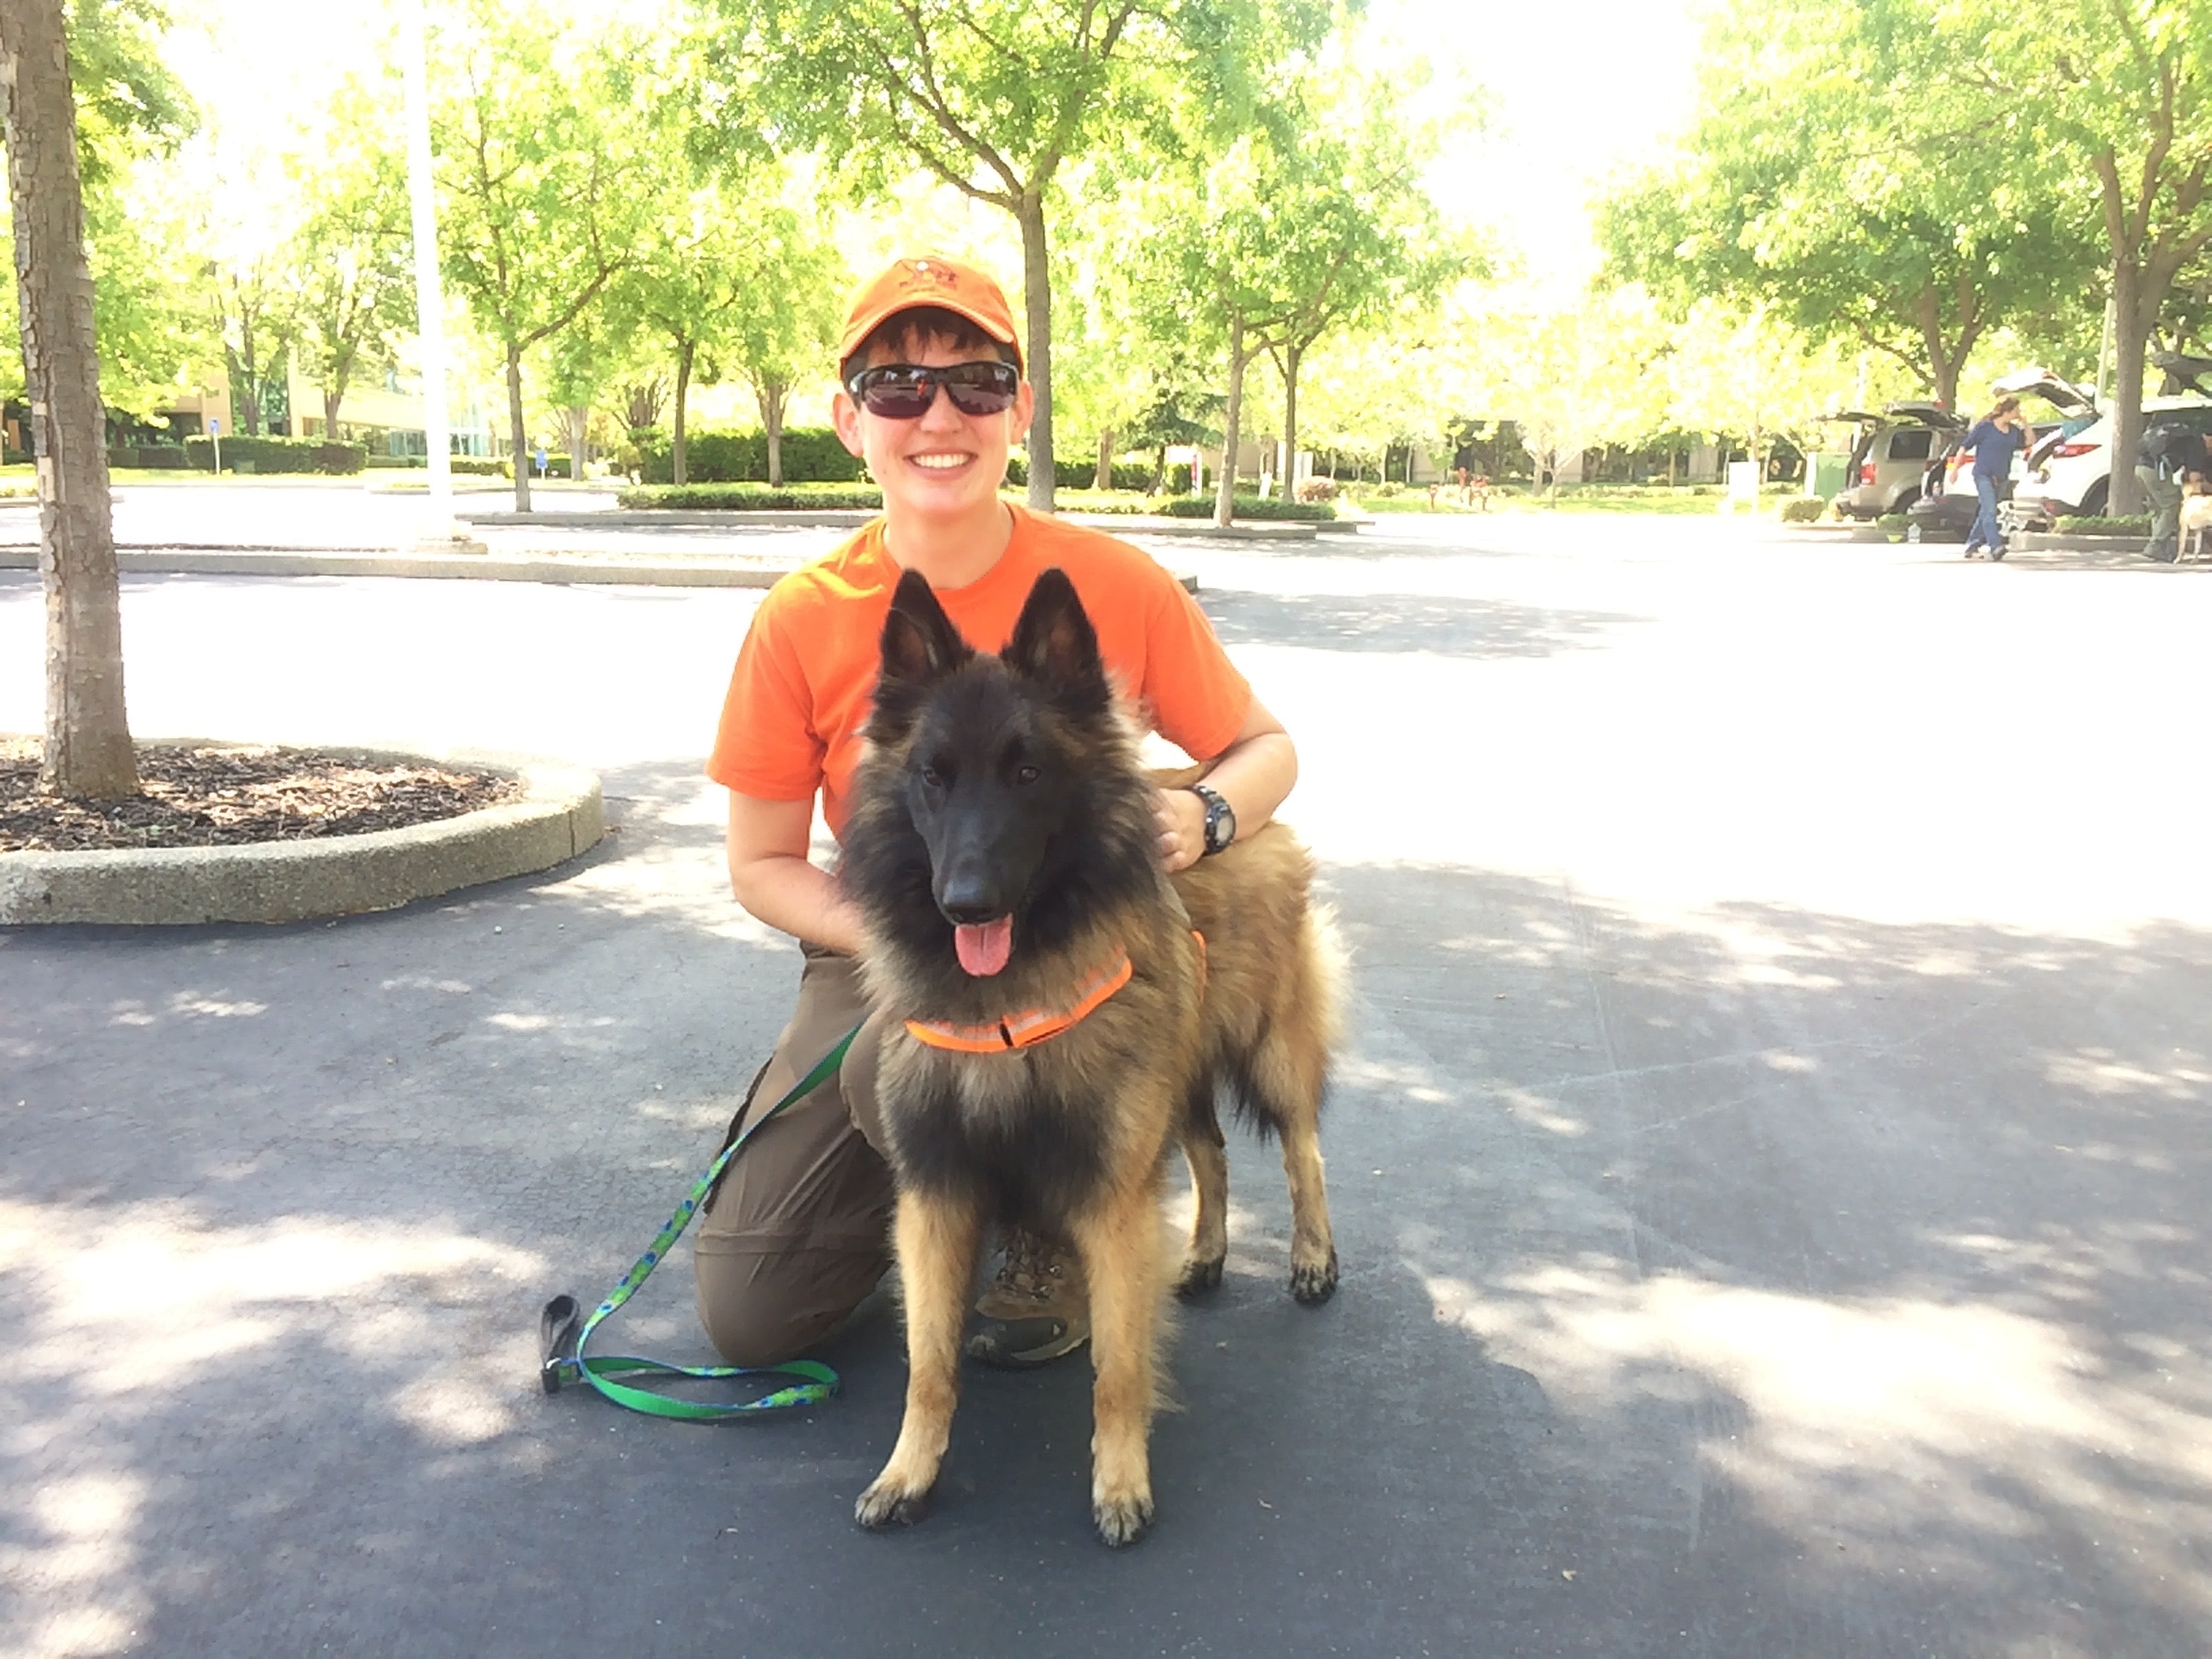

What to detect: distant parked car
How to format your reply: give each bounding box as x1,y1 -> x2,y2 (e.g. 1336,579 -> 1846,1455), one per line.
2010,351 -> 2212,527
1906,369 -> 2097,543
1827,402 -> 1963,519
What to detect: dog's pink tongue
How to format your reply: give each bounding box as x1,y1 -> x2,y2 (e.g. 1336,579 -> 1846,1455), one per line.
954,916 -> 1013,977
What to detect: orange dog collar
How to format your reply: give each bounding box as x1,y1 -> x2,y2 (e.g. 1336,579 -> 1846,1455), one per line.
903,932 -> 1206,1055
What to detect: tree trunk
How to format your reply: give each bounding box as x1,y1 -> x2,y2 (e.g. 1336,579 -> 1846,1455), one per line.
323,386 -> 344,438
1214,316 -> 1246,531
567,405 -> 588,479
758,377 -> 786,488
1093,428 -> 1113,492
1281,341 -> 1303,501
2107,260 -> 2150,518
506,346 -> 531,512
1015,188 -> 1055,512
3,0 -> 137,798
1151,443 -> 1167,494
672,338 -> 694,489
1929,350 -> 1961,415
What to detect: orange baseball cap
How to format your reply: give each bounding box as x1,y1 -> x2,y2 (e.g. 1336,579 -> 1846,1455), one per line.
839,255 -> 1023,375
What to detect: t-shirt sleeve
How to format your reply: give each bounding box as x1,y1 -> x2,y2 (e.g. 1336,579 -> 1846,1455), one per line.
1139,567 -> 1252,761
705,588 -> 825,801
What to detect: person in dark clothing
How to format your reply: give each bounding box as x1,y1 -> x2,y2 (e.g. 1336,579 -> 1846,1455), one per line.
1962,395 -> 2032,560
2135,420 -> 2212,562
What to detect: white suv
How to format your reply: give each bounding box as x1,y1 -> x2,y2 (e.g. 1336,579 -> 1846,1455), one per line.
1829,403 -> 1962,519
2016,352 -> 2212,523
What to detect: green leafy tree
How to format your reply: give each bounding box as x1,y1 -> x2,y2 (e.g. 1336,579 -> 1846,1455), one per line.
1598,0 -> 2102,414
286,94 -> 415,439
697,0 -> 1336,510
724,210 -> 843,488
1933,0 -> 2212,513
434,7 -> 646,510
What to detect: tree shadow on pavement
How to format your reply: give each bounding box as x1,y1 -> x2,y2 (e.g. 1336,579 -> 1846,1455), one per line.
3,841 -> 2209,1655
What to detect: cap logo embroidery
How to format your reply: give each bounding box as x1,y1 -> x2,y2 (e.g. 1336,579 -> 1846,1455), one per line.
898,259 -> 959,293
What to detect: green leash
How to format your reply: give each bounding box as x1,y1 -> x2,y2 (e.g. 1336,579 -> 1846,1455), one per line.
539,1025 -> 862,1420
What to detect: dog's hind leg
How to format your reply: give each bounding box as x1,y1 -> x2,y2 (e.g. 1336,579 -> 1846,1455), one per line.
856,1189 -> 983,1530
1248,1026 -> 1338,1305
1174,1081 -> 1229,1297
1071,1181 -> 1169,1547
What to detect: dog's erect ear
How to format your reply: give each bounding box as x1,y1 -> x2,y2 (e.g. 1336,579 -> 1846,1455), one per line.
879,569 -> 971,687
1004,569 -> 1107,703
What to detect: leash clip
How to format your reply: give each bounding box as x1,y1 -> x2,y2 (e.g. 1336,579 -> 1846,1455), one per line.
539,1294 -> 582,1394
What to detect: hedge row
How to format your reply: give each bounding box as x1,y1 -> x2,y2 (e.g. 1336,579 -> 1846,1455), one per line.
1161,495 -> 1334,523
363,454 -> 512,476
1004,456 -> 1163,492
617,483 -> 884,511
638,426 -> 865,485
2054,515 -> 2152,535
108,444 -> 191,470
182,435 -> 367,475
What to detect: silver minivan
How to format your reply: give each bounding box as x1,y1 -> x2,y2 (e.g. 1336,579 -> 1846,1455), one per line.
1828,402 -> 1965,519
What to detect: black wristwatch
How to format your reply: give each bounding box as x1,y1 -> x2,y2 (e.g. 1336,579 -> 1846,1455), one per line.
1188,783 -> 1235,856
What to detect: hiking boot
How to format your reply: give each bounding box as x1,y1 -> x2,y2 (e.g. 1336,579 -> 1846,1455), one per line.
965,1227 -> 1089,1368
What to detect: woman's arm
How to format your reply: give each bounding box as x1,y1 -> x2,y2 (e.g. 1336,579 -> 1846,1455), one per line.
726,792 -> 866,954
1153,695 -> 1298,873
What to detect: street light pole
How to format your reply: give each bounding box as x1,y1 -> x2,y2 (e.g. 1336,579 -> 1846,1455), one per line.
399,0 -> 484,554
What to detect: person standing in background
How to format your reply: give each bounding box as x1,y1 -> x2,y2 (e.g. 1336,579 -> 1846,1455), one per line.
1962,395 -> 2032,561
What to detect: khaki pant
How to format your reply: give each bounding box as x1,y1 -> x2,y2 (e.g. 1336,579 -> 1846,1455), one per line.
692,948 -> 900,1366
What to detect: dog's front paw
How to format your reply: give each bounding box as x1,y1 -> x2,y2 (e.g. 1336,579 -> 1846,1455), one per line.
1290,1246 -> 1338,1305
1092,1487 -> 1155,1548
1174,1254 -> 1225,1297
855,1476 -> 932,1531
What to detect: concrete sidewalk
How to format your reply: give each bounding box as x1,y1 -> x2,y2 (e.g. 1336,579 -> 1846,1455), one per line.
3,524 -> 2209,1657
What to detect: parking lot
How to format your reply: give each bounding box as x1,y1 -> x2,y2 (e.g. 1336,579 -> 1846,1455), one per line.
4,515 -> 2210,1657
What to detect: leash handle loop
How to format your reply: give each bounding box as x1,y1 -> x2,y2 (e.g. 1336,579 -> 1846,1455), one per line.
540,1025 -> 861,1420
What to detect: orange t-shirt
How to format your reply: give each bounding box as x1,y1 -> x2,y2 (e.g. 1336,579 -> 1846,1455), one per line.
707,509 -> 1252,840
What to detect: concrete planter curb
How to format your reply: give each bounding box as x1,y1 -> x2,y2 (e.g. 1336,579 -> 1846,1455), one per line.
0,747 -> 603,926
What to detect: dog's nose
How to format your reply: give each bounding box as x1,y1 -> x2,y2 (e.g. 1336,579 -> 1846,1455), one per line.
939,898 -> 1002,926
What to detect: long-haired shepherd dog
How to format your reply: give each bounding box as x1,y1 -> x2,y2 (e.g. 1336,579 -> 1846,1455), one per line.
839,565 -> 1343,1547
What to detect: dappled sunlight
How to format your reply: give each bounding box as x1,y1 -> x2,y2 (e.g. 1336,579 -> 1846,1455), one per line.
3,1201 -> 541,1395
1422,1261 -> 2212,1618
1,1201 -> 551,1659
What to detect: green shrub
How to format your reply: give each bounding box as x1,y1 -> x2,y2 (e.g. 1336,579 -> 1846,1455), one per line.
1778,497 -> 1826,523
638,426 -> 863,485
449,456 -> 510,477
182,434 -> 365,474
1877,513 -> 1908,539
2053,515 -> 2152,535
1295,477 -> 1340,503
107,444 -> 190,470
363,454 -> 425,470
1161,495 -> 1333,523
616,483 -> 884,511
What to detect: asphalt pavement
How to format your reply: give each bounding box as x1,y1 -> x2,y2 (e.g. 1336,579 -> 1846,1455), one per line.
4,512 -> 2210,1658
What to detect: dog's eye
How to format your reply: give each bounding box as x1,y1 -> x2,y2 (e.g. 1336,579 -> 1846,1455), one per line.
1015,764 -> 1040,785
920,766 -> 945,789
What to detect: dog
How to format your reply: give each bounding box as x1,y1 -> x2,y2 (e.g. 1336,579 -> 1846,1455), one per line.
838,566 -> 1343,1547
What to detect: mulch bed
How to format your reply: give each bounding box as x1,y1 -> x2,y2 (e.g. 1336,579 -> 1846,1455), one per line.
0,739 -> 523,853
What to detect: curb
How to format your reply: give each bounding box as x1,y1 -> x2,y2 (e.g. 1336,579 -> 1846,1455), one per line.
0,546 -> 795,588
457,508 -> 1336,540
0,546 -> 1200,593
0,747 -> 604,926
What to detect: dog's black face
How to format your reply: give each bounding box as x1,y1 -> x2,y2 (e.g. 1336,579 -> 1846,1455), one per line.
859,567 -> 1132,978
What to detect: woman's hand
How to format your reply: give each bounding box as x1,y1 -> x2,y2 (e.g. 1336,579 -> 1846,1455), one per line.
1154,787 -> 1206,873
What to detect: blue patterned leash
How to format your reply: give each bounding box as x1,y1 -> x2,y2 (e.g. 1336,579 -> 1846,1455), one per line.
539,1025 -> 861,1420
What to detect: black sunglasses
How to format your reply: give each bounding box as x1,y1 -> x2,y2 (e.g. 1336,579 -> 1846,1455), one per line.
845,361 -> 1019,419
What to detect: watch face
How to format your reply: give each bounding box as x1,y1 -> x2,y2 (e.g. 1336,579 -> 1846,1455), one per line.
1210,799 -> 1235,852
